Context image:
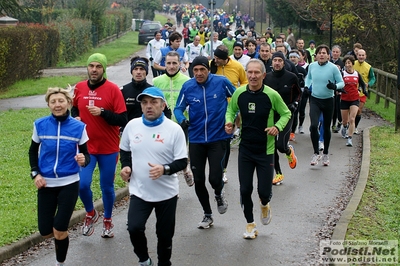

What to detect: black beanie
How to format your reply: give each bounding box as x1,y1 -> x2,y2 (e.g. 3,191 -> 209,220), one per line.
130,58 -> 149,75
191,56 -> 210,70
272,51 -> 286,61
233,41 -> 244,50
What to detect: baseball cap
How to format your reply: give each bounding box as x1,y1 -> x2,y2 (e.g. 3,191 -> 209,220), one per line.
225,23 -> 230,26
228,31 -> 235,36
137,87 -> 165,102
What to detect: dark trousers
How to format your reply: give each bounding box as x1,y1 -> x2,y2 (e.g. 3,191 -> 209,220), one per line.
189,140 -> 226,215
309,96 -> 334,154
298,93 -> 309,127
275,114 -> 293,174
127,194 -> 178,266
151,66 -> 161,78
238,146 -> 274,223
38,181 -> 79,235
332,94 -> 342,126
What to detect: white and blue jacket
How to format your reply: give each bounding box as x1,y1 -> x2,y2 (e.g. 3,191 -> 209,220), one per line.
33,115 -> 87,187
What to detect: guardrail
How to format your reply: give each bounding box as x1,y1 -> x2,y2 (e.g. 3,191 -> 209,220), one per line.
368,68 -> 399,131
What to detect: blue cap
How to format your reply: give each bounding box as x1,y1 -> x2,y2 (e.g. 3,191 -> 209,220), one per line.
309,40 -> 316,45
137,87 -> 165,102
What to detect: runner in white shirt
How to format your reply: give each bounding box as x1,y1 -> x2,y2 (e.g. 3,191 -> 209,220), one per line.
204,32 -> 223,59
146,31 -> 166,78
230,41 -> 250,68
186,36 -> 206,77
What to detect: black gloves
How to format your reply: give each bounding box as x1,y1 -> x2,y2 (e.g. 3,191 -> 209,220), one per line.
303,87 -> 310,96
336,88 -> 347,94
363,90 -> 369,97
180,119 -> 190,130
149,57 -> 154,61
288,102 -> 298,112
326,80 -> 337,90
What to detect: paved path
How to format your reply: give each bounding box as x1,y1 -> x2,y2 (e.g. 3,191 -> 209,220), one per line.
0,30 -> 386,265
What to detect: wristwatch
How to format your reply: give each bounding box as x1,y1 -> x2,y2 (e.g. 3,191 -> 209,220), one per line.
31,171 -> 39,179
100,107 -> 105,115
163,165 -> 171,175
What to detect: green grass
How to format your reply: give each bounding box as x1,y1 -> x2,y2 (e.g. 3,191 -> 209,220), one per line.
365,91 -> 396,124
0,108 -> 126,246
0,76 -> 85,99
345,126 -> 400,261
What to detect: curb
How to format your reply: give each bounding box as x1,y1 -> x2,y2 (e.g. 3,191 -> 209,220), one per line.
0,187 -> 129,263
331,126 -> 372,241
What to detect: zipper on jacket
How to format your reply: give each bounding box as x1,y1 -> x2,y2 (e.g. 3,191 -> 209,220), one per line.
202,85 -> 208,142
53,121 -> 60,178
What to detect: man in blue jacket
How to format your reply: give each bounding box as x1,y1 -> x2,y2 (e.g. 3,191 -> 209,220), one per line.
174,56 -> 236,229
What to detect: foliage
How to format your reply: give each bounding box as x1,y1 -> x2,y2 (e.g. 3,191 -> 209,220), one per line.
0,24 -> 59,90
0,0 -> 26,17
270,0 -> 400,73
75,0 -> 108,41
0,108 -> 126,246
50,18 -> 93,63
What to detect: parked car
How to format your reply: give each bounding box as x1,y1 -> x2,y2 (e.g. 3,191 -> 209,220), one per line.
138,21 -> 163,45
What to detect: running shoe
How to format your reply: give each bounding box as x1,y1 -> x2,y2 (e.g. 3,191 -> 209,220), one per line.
243,222 -> 258,239
198,216 -> 214,229
322,154 -> 330,166
286,145 -> 297,169
319,141 -> 324,151
341,125 -> 348,139
310,153 -> 320,166
298,126 -> 304,134
260,202 -> 272,225
101,218 -> 114,238
215,192 -> 228,214
139,258 -> 153,266
289,132 -> 295,141
222,171 -> 228,183
183,166 -> 194,187
346,138 -> 353,147
272,173 -> 284,185
354,128 -> 360,135
81,209 -> 99,236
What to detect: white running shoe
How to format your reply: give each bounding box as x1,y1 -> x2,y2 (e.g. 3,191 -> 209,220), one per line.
243,222 -> 258,239
310,154 -> 320,166
322,154 -> 330,166
198,216 -> 214,229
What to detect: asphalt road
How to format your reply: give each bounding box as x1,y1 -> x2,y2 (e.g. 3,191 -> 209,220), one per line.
0,30 -> 385,266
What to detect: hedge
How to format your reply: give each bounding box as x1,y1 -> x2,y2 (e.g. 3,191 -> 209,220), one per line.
0,24 -> 59,91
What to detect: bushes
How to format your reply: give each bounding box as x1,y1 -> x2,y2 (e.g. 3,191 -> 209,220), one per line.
0,24 -> 59,90
50,19 -> 92,64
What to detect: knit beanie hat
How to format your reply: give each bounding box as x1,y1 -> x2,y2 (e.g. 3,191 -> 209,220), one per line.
233,41 -> 244,50
191,56 -> 210,70
87,53 -> 107,79
130,58 -> 149,75
272,51 -> 286,61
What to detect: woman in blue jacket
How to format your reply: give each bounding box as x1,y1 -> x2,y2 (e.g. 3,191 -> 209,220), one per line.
28,87 -> 90,266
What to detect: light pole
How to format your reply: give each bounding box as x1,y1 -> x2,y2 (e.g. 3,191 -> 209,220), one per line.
329,0 -> 333,49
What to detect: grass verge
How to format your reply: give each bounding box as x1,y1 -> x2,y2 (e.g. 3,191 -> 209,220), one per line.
345,126 -> 400,260
0,76 -> 85,99
0,108 -> 126,247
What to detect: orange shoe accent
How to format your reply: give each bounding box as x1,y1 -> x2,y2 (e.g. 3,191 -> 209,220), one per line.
289,132 -> 295,141
286,145 -> 297,169
272,174 -> 284,185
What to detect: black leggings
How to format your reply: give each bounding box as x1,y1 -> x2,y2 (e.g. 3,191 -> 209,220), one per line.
275,114 -> 294,174
298,93 -> 309,127
37,181 -> 79,235
189,140 -> 226,215
309,96 -> 334,154
127,194 -> 178,266
332,94 -> 342,126
238,146 -> 274,223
